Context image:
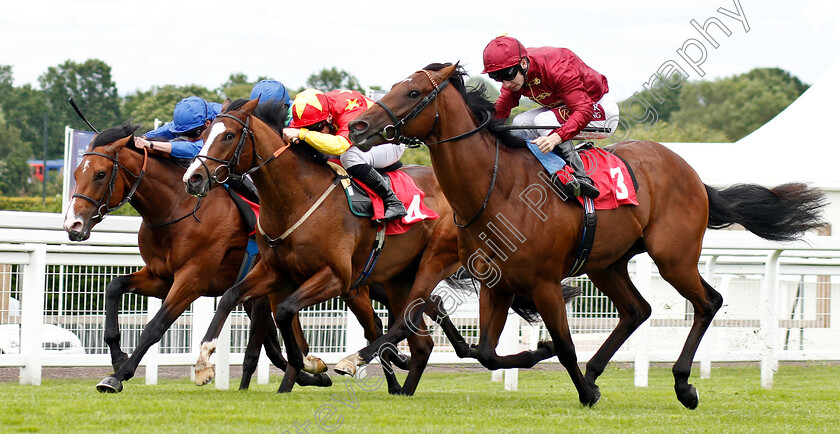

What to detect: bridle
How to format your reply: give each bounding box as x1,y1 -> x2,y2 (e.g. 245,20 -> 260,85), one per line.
375,70 -> 492,148
192,112 -> 290,186
374,69 -> 498,229
73,146 -> 148,220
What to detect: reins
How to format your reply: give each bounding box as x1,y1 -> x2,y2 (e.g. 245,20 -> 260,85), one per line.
454,138 -> 499,228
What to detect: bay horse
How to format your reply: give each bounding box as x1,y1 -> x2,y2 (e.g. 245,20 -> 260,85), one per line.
63,123 -> 346,393
347,63 -> 827,408
182,98 -> 525,395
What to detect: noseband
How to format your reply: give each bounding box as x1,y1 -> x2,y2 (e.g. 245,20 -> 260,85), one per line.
192,113 -> 257,185
193,112 -> 292,185
73,147 -> 148,220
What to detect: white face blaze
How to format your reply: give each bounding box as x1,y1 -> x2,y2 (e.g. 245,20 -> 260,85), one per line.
62,197 -> 82,231
82,160 -> 91,173
183,122 -> 227,183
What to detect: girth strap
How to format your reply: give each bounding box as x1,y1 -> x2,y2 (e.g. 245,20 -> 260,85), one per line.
567,196 -> 596,277
347,224 -> 387,293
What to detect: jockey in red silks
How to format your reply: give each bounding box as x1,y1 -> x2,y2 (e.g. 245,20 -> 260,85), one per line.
482,35 -> 620,199
282,89 -> 407,222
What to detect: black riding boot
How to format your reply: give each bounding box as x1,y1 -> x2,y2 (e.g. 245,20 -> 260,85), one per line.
556,140 -> 599,199
348,164 -> 407,222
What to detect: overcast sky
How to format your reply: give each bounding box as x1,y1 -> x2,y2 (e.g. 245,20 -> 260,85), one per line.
2,0 -> 839,101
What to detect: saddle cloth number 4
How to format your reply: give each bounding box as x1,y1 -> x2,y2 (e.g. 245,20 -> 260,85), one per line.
404,194 -> 428,223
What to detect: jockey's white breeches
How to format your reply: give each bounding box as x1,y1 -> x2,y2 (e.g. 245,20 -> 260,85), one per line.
512,93 -> 620,141
340,143 -> 406,169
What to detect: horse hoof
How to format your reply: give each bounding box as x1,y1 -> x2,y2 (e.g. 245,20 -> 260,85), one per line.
315,373 -> 333,387
195,366 -> 215,386
296,371 -> 333,388
96,376 -> 123,393
334,358 -> 357,377
677,384 -> 699,410
303,355 -> 328,374
393,352 -> 411,371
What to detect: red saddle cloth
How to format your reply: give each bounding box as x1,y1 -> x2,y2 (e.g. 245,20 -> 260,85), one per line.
233,192 -> 260,236
356,170 -> 440,235
555,148 -> 639,210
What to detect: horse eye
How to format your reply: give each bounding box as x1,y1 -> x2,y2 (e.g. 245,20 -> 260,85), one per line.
224,132 -> 235,141
408,90 -> 421,98
94,172 -> 106,181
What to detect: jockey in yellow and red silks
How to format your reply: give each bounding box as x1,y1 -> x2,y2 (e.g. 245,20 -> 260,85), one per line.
282,89 -> 407,222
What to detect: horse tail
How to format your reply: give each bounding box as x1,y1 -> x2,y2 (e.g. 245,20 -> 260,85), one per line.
705,183 -> 827,242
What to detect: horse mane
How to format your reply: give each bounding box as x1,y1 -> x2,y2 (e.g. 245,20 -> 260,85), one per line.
90,121 -> 140,149
226,98 -> 329,165
254,100 -> 290,134
422,63 -> 524,148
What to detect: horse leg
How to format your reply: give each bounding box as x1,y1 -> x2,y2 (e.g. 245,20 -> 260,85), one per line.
654,260 -> 722,409
344,285 -> 403,394
396,316 -> 434,396
194,261 -> 285,386
471,285 -> 557,370
103,268 -> 169,372
425,295 -> 478,359
368,284 -> 412,371
97,285 -> 196,393
647,227 -> 723,409
272,267 -> 344,393
584,259 -> 652,398
530,281 -> 599,407
239,297 -> 286,390
336,252 -> 459,375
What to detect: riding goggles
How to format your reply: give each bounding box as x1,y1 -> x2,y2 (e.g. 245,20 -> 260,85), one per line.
488,65 -> 519,82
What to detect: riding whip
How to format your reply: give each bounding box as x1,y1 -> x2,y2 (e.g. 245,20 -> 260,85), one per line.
68,97 -> 99,133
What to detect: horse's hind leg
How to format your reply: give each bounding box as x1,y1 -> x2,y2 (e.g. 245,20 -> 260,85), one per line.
240,297 -> 290,390
103,268 -> 169,372
649,243 -> 723,409
584,258 -> 652,397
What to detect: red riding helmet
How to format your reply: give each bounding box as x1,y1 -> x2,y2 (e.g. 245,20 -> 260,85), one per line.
289,89 -> 331,128
482,35 -> 528,73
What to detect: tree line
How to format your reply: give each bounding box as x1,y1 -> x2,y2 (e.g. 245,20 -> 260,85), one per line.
0,58 -> 810,197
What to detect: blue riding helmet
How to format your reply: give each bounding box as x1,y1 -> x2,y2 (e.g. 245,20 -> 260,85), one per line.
170,96 -> 222,134
250,80 -> 291,107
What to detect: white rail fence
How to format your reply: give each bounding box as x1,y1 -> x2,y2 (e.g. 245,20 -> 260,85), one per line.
1,211 -> 839,391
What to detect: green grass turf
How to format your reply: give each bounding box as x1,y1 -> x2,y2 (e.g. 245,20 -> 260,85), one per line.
1,364 -> 838,433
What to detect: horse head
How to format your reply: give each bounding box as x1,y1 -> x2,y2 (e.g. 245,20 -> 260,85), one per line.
183,98 -> 261,198
63,122 -> 142,241
350,63 -> 460,151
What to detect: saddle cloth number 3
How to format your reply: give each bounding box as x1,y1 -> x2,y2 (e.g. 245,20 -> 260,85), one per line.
609,167 -> 629,200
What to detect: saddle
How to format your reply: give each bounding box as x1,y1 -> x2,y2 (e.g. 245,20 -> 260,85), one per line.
327,161 -> 439,236
343,161 -> 403,218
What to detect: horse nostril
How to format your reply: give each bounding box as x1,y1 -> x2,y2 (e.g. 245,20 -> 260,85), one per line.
350,120 -> 368,133
189,173 -> 204,186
